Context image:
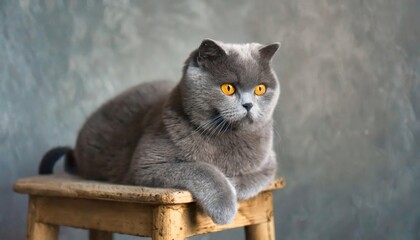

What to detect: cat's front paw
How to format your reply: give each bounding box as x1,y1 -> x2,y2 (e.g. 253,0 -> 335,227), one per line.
200,181 -> 237,225
204,191 -> 237,225
228,177 -> 264,200
236,186 -> 259,200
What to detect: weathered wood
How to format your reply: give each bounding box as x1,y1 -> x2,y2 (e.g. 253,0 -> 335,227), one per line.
14,174 -> 192,204
245,219 -> 275,240
17,175 -> 285,239
27,196 -> 59,240
181,191 -> 274,237
33,196 -> 153,237
89,230 -> 113,240
152,205 -> 186,240
13,174 -> 285,204
25,190 -> 278,239
29,223 -> 59,240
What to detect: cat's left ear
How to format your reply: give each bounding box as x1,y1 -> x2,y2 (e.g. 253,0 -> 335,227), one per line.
259,42 -> 281,62
197,39 -> 226,66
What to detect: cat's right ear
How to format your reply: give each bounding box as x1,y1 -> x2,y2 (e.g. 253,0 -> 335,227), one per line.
197,39 -> 226,67
259,42 -> 281,62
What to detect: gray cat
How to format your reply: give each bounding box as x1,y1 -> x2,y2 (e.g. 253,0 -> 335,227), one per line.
39,39 -> 281,224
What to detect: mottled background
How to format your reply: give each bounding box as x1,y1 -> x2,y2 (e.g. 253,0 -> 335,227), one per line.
1,0 -> 419,239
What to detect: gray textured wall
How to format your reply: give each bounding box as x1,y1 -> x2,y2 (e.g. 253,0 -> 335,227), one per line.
1,0 -> 419,239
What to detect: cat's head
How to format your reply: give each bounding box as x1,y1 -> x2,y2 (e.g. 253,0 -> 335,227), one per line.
180,39 -> 280,132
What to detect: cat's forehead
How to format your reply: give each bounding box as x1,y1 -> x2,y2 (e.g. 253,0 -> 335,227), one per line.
218,43 -> 266,85
222,43 -> 262,62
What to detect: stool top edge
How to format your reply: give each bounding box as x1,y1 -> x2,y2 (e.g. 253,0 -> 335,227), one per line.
13,174 -> 284,204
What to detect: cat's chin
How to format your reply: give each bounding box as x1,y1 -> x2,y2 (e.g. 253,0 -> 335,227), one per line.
239,117 -> 258,127
236,112 -> 258,124
224,115 -> 262,132
197,110 -> 260,134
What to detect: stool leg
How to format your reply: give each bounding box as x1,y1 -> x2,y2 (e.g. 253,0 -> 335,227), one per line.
89,230 -> 113,240
245,219 -> 275,240
27,196 -> 59,240
152,205 -> 185,240
28,222 -> 59,240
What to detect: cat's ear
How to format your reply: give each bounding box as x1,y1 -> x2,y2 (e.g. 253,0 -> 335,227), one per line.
259,42 -> 281,62
197,39 -> 226,66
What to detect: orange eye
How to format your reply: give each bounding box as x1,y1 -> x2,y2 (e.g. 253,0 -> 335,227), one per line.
221,83 -> 235,96
254,84 -> 266,95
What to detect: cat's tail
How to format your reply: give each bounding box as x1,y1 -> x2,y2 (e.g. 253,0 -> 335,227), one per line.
38,146 -> 78,175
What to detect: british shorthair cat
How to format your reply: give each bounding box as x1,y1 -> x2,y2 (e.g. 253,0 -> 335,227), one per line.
39,39 -> 281,224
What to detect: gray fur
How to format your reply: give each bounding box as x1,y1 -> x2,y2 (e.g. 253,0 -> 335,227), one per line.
74,39 -> 280,224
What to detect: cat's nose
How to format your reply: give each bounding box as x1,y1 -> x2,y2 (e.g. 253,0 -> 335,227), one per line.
242,103 -> 253,112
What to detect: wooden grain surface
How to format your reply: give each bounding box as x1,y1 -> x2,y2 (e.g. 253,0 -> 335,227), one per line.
27,196 -> 59,240
182,191 -> 275,237
13,174 -> 285,204
33,196 -> 153,237
27,190 -> 277,239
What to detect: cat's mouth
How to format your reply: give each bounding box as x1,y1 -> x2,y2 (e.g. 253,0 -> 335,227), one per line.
245,113 -> 255,123
212,109 -> 255,130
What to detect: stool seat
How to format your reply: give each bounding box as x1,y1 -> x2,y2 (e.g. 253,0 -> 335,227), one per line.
14,174 -> 285,240
14,174 -> 285,204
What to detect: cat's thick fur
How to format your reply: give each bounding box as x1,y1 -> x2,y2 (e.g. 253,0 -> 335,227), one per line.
41,39 -> 280,224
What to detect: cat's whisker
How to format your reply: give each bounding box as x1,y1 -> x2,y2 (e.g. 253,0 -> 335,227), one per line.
272,126 -> 282,146
221,120 -> 229,136
204,116 -> 222,131
215,120 -> 227,137
209,118 -> 224,138
217,119 -> 229,136
183,115 -> 222,141
222,121 -> 232,136
197,115 -> 223,140
214,118 -> 227,137
183,120 -> 210,140
197,117 -> 220,134
220,120 -> 231,136
197,116 -> 222,132
225,121 -> 232,135
221,111 -> 235,118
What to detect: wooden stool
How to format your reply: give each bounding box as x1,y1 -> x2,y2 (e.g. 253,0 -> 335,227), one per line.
14,174 -> 285,240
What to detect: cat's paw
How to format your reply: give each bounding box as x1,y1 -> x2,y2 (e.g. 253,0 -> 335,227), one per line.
201,182 -> 237,225
204,191 -> 237,225
236,187 -> 259,200
228,177 -> 264,200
